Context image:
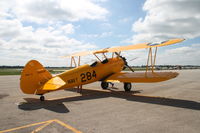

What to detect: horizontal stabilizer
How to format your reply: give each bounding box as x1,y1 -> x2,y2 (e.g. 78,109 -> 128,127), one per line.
41,77 -> 66,91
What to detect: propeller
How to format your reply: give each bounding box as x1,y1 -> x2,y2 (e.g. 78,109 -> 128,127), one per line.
130,57 -> 138,61
115,52 -> 135,72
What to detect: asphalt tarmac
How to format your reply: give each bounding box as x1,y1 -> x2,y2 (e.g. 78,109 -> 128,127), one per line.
0,70 -> 200,133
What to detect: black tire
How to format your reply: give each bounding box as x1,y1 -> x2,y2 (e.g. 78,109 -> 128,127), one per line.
124,83 -> 132,92
101,82 -> 109,89
40,95 -> 45,101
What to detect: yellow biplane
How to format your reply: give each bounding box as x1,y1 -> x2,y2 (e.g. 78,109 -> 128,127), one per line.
20,38 -> 185,101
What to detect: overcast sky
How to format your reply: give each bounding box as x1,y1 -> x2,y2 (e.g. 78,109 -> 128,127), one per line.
0,0 -> 200,66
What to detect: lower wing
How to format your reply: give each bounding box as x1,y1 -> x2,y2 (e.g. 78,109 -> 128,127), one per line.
105,71 -> 179,83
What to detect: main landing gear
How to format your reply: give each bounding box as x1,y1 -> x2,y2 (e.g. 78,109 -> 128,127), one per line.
101,81 -> 132,92
101,82 -> 115,89
101,82 -> 109,89
40,95 -> 45,101
124,82 -> 132,92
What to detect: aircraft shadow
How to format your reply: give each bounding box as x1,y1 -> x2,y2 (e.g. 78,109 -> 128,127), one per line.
0,93 -> 9,99
18,98 -> 70,113
18,88 -> 200,113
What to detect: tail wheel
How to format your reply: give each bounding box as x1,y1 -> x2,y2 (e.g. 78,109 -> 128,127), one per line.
124,83 -> 132,92
40,95 -> 45,101
101,82 -> 109,89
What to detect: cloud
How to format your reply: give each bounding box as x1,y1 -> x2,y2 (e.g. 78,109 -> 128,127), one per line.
60,24 -> 75,34
92,0 -> 108,2
158,43 -> 200,65
0,19 -> 23,40
6,0 -> 109,23
0,19 -> 97,66
119,0 -> 200,66
1,24 -> 96,53
130,0 -> 200,43
120,43 -> 200,66
0,0 -> 107,66
81,32 -> 112,38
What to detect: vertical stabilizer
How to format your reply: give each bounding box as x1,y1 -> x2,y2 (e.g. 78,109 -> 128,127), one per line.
20,60 -> 52,94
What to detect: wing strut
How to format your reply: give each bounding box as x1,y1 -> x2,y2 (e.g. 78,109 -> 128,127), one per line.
70,56 -> 76,67
146,47 -> 158,73
69,56 -> 83,93
69,56 -> 81,67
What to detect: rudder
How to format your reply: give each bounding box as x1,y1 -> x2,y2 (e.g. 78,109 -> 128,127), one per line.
20,60 -> 52,94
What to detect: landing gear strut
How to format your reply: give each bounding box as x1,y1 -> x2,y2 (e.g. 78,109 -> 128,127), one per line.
40,95 -> 45,101
109,82 -> 114,87
124,83 -> 132,92
77,85 -> 83,93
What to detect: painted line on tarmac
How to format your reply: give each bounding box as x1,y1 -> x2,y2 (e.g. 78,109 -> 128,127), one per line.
0,119 -> 82,133
31,120 -> 53,133
54,119 -> 82,133
0,120 -> 50,133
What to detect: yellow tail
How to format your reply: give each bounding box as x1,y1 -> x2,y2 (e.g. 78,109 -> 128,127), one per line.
20,60 -> 52,95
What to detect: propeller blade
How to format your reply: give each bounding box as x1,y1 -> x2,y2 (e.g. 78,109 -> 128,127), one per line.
125,64 -> 134,72
130,57 -> 138,61
114,52 -> 134,72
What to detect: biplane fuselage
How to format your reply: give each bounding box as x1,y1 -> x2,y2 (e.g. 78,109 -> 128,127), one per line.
43,57 -> 124,93
20,57 -> 124,95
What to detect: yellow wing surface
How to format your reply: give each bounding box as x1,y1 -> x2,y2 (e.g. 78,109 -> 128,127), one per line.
107,38 -> 185,52
41,76 -> 66,91
105,71 -> 179,83
68,38 -> 185,57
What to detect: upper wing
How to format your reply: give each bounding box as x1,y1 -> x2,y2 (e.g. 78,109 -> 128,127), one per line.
70,51 -> 93,57
66,38 -> 185,57
105,71 -> 179,83
107,38 -> 185,53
